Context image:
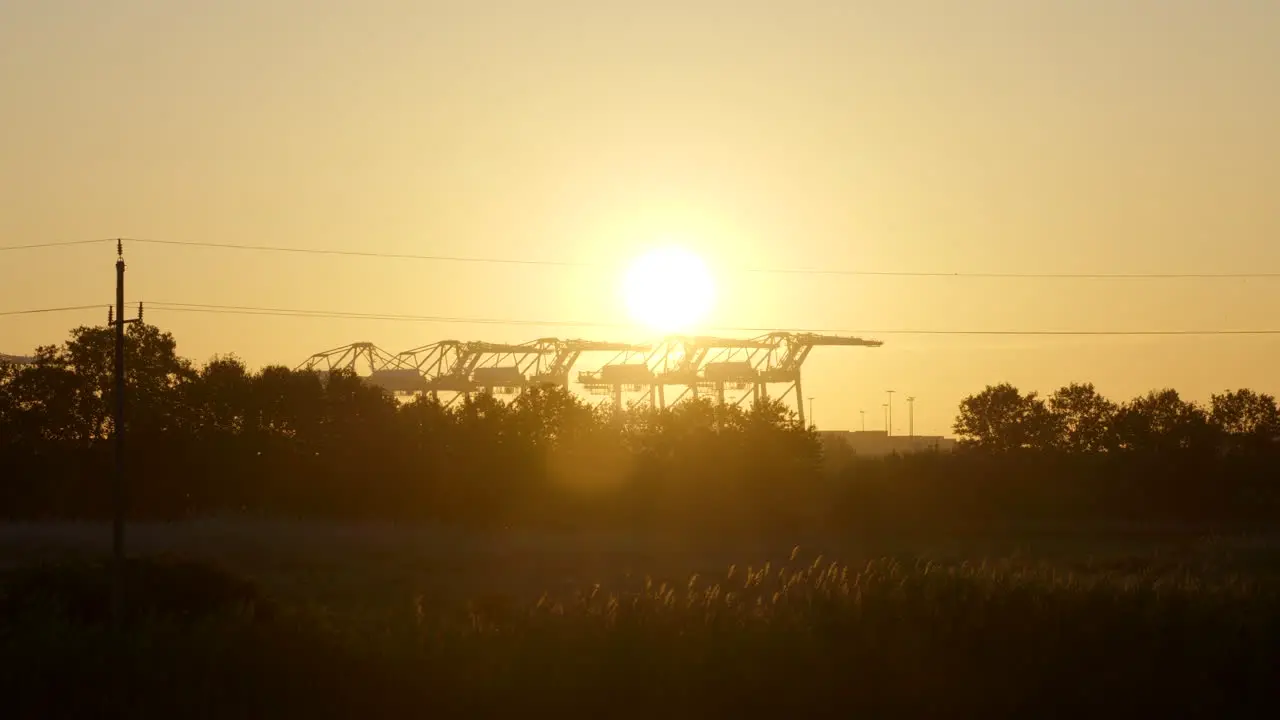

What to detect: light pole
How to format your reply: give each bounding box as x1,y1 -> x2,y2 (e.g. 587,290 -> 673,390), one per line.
882,403 -> 889,432
859,409 -> 865,432
885,390 -> 895,437
907,396 -> 915,437
807,397 -> 815,429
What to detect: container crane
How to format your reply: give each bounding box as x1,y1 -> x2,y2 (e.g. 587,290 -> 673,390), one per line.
752,332 -> 883,426
577,345 -> 657,409
578,336 -> 774,410
653,336 -> 774,408
296,342 -> 426,394
298,331 -> 882,421
389,341 -> 550,405
523,338 -> 651,389
469,342 -> 551,396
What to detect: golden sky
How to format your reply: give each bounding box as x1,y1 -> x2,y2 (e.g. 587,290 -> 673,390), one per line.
3,0 -> 1279,435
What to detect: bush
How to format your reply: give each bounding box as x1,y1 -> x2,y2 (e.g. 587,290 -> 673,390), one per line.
0,555 -> 273,626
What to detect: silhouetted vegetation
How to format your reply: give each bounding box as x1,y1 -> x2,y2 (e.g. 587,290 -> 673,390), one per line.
1,545 -> 1277,717
3,325 -> 1280,533
0,555 -> 271,626
4,327 -> 1280,714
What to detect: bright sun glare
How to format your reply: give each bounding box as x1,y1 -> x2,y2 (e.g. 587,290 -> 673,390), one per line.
622,246 -> 716,333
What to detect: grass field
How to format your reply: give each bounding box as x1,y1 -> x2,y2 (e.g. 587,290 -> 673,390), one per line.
2,520 -> 1278,717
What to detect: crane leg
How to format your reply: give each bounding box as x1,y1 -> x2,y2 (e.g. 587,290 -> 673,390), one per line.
795,374 -> 805,427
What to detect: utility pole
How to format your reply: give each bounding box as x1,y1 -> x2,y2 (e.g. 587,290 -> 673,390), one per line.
885,390 -> 895,437
859,409 -> 865,432
110,240 -> 142,627
907,396 -> 915,438
807,396 -> 815,429
882,403 -> 889,432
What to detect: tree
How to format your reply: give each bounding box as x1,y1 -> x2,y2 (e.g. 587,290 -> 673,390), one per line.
1048,383 -> 1119,453
1115,389 -> 1217,455
38,323 -> 196,440
953,383 -> 1057,451
184,355 -> 254,437
1210,389 -> 1280,454
0,356 -> 91,444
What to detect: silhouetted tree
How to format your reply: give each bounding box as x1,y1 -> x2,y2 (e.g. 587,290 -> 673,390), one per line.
1210,389 -> 1280,455
953,384 -> 1058,451
1048,383 -> 1119,453
1115,389 -> 1218,455
0,355 -> 87,443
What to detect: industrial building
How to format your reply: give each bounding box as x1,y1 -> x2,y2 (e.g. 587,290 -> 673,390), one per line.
818,430 -> 956,457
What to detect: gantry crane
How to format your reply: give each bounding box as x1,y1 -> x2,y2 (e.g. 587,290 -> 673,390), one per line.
578,336 -> 775,411
300,331 -> 882,422
297,342 -> 394,374
651,336 -> 775,408
389,340 -> 548,405
296,342 -> 426,394
577,344 -> 657,409
750,332 -> 883,426
522,338 -> 651,389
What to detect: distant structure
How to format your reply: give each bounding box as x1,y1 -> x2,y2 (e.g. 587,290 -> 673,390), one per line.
296,342 -> 426,394
296,332 -> 882,424
577,332 -> 881,425
0,353 -> 34,365
818,430 -> 956,457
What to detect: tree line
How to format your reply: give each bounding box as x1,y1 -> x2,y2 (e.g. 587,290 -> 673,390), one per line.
1,323 -> 1277,531
953,382 -> 1280,455
0,323 -> 819,528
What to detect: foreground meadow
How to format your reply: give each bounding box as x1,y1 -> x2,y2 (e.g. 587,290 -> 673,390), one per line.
1,521 -> 1278,717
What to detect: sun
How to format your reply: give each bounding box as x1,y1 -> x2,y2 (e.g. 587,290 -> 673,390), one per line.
622,246 -> 716,333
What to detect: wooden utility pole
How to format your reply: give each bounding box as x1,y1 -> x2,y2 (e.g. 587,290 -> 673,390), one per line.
111,240 -> 141,626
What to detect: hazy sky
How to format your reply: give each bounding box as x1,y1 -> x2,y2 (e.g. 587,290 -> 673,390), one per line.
3,0 -> 1279,435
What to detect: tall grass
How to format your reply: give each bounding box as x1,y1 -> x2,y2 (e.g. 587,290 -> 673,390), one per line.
2,547 -> 1277,717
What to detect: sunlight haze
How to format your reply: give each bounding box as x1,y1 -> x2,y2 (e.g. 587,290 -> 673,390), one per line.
3,0 -> 1279,435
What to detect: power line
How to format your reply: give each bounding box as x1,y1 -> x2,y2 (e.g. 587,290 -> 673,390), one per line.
0,239 -> 114,252
148,302 -> 625,328
0,304 -> 104,317
145,301 -> 1280,336
129,238 -> 593,268
7,299 -> 1280,337
129,238 -> 1280,279
7,236 -> 1280,279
